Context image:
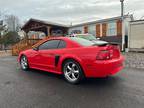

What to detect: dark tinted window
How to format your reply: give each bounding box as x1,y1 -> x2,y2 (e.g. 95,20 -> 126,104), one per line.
39,40 -> 60,50
58,40 -> 66,49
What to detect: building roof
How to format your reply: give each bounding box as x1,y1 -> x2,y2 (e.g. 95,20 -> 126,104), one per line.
130,20 -> 144,22
22,18 -> 69,30
130,20 -> 144,25
22,15 -> 134,30
70,15 -> 133,27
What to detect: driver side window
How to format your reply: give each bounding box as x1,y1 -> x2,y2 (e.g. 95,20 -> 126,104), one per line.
38,40 -> 60,50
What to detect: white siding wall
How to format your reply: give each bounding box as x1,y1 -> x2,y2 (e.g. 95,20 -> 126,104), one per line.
69,21 -> 118,37
68,17 -> 130,38
88,24 -> 96,36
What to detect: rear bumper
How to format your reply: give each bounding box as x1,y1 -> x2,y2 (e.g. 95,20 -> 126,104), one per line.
84,55 -> 124,77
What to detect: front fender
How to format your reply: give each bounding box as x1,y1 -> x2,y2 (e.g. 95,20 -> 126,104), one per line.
18,52 -> 24,63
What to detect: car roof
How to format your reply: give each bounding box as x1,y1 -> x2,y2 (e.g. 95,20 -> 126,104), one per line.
49,36 -> 69,40
44,36 -> 70,41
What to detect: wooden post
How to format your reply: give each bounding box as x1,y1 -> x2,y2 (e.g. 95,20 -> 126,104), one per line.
47,26 -> 51,37
102,23 -> 107,37
24,30 -> 28,39
96,24 -> 101,37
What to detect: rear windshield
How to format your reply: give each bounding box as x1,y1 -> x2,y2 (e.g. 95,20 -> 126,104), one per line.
69,37 -> 108,46
76,34 -> 97,40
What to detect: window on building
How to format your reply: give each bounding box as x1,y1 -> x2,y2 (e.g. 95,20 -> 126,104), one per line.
107,21 -> 117,36
88,25 -> 96,36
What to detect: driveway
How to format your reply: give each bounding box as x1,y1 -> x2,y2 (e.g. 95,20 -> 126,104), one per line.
0,56 -> 144,108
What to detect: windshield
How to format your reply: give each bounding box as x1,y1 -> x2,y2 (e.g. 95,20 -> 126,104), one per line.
69,37 -> 108,46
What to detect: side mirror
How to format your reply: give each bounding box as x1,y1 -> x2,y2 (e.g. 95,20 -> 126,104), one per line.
33,47 -> 39,51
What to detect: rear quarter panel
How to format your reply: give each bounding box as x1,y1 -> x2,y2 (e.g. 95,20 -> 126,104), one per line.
57,46 -> 104,74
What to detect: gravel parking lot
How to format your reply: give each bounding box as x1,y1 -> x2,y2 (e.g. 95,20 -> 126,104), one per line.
0,55 -> 144,108
123,52 -> 144,69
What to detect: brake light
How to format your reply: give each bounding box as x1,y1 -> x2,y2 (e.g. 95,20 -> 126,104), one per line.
96,50 -> 112,60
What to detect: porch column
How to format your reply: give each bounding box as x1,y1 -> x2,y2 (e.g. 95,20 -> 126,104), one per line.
25,30 -> 29,39
47,26 -> 51,37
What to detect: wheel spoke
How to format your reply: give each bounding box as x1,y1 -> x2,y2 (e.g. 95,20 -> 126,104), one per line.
72,73 -> 76,79
67,65 -> 72,71
24,58 -> 27,63
21,59 -> 24,63
66,71 -> 71,76
24,62 -> 27,66
74,70 -> 79,74
72,63 -> 76,68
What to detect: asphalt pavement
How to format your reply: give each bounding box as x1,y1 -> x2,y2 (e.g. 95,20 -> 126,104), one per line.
0,56 -> 144,108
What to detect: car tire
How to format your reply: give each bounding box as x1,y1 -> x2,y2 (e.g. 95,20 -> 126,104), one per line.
20,55 -> 29,71
63,59 -> 85,84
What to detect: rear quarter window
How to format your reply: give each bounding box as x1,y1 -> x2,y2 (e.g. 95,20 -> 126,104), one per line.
58,40 -> 66,49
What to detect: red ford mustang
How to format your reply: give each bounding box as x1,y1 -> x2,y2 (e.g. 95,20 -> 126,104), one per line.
18,37 -> 124,84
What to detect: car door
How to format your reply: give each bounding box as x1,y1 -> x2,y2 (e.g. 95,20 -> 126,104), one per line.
37,39 -> 61,71
28,48 -> 41,68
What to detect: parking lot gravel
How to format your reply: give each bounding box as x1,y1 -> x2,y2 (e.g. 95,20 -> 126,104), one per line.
123,52 -> 144,69
0,56 -> 144,108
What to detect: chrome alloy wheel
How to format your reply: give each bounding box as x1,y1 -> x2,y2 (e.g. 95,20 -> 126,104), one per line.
20,56 -> 28,70
64,62 -> 80,82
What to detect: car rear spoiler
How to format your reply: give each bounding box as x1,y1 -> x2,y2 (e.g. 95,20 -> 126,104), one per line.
96,42 -> 120,47
108,42 -> 120,46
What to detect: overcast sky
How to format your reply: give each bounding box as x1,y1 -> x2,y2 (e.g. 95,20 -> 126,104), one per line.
0,0 -> 144,25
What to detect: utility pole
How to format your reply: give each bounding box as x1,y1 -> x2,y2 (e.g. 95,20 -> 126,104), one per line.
120,0 -> 125,51
120,0 -> 124,17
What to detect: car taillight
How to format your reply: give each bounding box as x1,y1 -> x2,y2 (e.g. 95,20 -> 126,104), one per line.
96,50 -> 112,60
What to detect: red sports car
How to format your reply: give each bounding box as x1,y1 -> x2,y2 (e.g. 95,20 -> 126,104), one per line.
18,37 -> 124,84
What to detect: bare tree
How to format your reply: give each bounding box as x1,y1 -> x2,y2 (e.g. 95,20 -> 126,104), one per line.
0,11 -> 6,50
5,15 -> 20,32
0,12 -> 21,50
0,11 -> 5,33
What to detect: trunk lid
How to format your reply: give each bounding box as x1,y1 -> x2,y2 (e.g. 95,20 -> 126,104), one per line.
95,42 -> 121,59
